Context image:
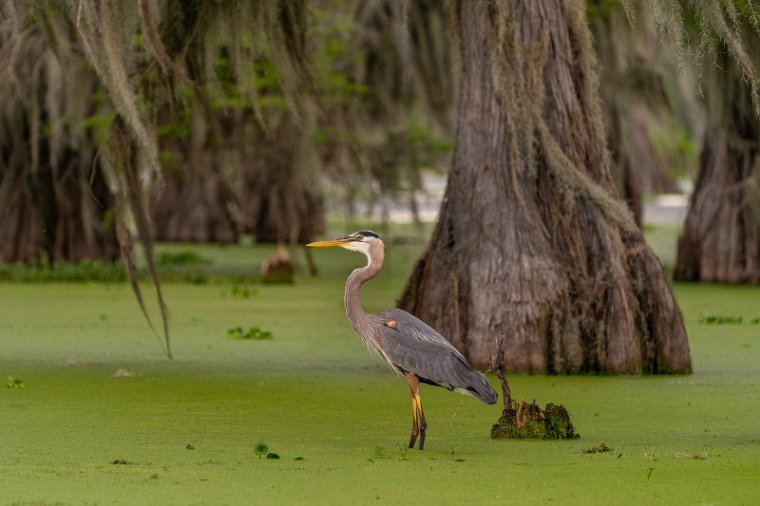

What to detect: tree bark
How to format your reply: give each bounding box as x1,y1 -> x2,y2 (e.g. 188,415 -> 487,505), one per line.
398,0 -> 690,373
674,47 -> 760,283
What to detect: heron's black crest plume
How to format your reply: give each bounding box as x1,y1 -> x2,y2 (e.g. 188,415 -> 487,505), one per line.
357,230 -> 380,238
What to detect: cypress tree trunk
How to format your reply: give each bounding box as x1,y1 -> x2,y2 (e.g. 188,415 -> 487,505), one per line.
398,0 -> 690,373
674,48 -> 760,283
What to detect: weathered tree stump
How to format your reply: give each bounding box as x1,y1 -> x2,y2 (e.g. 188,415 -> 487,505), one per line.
491,400 -> 579,439
260,245 -> 294,284
490,350 -> 578,439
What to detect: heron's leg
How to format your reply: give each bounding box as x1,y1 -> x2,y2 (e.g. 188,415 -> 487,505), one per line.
417,396 -> 427,450
405,374 -> 420,449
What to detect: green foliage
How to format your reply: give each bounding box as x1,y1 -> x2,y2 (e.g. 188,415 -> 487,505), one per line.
253,443 -> 280,460
650,120 -> 699,180
698,313 -> 744,324
254,443 -> 269,458
0,257 -> 214,284
156,251 -> 212,268
80,113 -> 116,131
0,260 -> 128,283
222,285 -> 257,299
227,327 -> 273,340
394,441 -> 408,461
100,207 -> 117,231
252,59 -> 289,112
312,9 -> 370,106
156,121 -> 191,141
311,126 -> 349,145
6,376 -> 25,389
587,0 -> 623,22
580,442 -> 614,454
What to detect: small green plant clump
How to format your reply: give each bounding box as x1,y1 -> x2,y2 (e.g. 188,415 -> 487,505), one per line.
6,376 -> 25,389
156,251 -> 212,267
154,250 -> 213,284
227,327 -> 273,340
580,443 -> 613,454
223,285 -> 257,299
254,443 -> 279,460
394,441 -> 408,461
698,313 -> 747,325
254,443 -> 269,458
0,259 -> 126,283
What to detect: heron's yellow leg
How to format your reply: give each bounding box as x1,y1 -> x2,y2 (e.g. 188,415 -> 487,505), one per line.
405,374 -> 421,449
415,394 -> 427,450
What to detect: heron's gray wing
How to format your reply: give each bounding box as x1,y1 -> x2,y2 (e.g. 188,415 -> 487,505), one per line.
377,309 -> 497,404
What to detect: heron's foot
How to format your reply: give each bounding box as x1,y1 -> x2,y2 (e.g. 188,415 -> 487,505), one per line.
408,425 -> 419,449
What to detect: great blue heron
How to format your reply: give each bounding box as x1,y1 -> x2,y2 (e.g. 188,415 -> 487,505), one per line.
307,231 -> 497,450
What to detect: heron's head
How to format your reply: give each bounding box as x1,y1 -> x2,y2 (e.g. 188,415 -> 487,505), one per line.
306,230 -> 383,257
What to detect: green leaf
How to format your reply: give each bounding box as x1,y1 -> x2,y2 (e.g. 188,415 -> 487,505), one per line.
254,443 -> 269,458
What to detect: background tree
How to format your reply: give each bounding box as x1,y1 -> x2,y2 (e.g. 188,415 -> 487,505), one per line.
636,1 -> 760,284
675,43 -> 760,283
591,2 -> 677,225
399,0 -> 691,373
143,0 -> 325,245
0,2 -> 117,262
310,0 -> 455,233
674,7 -> 759,283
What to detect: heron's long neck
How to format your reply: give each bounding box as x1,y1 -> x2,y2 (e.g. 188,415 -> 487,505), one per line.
345,252 -> 383,337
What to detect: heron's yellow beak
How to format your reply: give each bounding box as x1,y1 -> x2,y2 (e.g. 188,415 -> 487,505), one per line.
306,238 -> 352,248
